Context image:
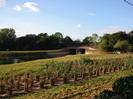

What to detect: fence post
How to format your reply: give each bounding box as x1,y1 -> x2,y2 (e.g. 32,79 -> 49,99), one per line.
24,78 -> 28,92
40,79 -> 45,89
28,75 -> 34,90
50,78 -> 55,86
35,75 -> 40,82
0,79 -> 5,94
7,85 -> 13,96
63,76 -> 68,84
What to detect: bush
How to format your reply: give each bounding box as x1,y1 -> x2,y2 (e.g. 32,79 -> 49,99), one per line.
95,76 -> 133,99
112,76 -> 133,99
114,40 -> 130,52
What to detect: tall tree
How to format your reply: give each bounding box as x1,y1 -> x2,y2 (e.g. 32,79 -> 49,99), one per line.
99,34 -> 113,51
109,31 -> 128,46
114,40 -> 130,52
82,36 -> 93,45
16,34 -> 37,50
92,33 -> 98,45
128,31 -> 133,45
0,28 -> 16,50
37,33 -> 48,50
62,36 -> 73,47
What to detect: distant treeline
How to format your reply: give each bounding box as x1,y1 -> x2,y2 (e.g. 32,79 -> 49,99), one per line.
0,28 -> 98,51
0,28 -> 133,52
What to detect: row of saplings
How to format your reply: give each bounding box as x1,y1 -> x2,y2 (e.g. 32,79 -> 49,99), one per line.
94,76 -> 133,99
0,56 -> 133,97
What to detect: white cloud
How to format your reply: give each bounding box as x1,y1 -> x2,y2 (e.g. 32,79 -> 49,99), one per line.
0,0 -> 6,7
23,2 -> 40,12
13,5 -> 22,11
76,24 -> 81,28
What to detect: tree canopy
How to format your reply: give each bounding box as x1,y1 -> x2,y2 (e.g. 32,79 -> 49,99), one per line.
0,28 -> 133,52
99,31 -> 133,52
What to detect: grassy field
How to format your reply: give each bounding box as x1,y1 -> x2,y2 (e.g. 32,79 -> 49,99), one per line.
0,53 -> 133,99
0,53 -> 131,78
0,54 -> 82,78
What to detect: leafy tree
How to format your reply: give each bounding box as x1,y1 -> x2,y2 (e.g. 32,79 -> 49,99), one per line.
92,33 -> 98,45
73,39 -> 81,46
128,31 -> 133,45
110,31 -> 128,46
99,34 -> 113,51
46,33 -> 63,49
62,36 -> 73,47
36,33 -> 48,50
127,45 -> 133,52
16,36 -> 26,50
114,40 -> 130,52
54,32 -> 63,40
82,36 -> 93,45
0,28 -> 16,50
16,34 -> 37,50
99,39 -> 112,51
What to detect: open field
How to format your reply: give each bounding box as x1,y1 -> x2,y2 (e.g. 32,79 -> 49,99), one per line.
0,53 -> 133,99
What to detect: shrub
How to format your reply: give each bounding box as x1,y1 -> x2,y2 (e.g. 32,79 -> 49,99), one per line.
95,76 -> 133,99
112,76 -> 133,99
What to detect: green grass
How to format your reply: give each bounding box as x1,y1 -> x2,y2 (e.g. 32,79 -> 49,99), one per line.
0,54 -> 132,78
0,54 -> 83,78
0,53 -> 132,98
12,68 -> 133,99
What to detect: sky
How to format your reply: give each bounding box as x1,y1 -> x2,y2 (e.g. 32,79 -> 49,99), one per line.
0,0 -> 133,40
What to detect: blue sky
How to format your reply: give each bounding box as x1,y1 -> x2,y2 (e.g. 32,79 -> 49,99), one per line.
0,0 -> 133,39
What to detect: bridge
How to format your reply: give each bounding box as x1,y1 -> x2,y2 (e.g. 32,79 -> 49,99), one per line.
66,46 -> 96,55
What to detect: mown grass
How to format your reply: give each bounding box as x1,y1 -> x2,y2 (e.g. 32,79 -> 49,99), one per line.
12,68 -> 133,99
0,54 -> 83,78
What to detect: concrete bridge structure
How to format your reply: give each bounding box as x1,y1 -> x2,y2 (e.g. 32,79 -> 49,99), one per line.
66,46 -> 96,55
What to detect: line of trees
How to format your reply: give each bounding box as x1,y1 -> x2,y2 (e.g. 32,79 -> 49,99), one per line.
0,28 -> 98,51
0,28 -> 133,52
